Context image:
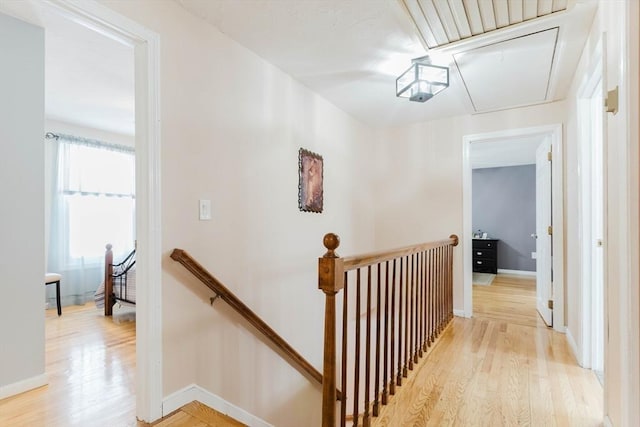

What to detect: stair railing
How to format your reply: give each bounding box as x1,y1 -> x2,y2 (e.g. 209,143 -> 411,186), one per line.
318,233 -> 459,427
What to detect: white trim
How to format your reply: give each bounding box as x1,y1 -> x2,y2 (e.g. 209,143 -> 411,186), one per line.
463,124 -> 564,331
577,33 -> 605,378
565,327 -> 583,367
163,384 -> 274,427
44,0 -> 163,422
0,374 -> 48,400
604,415 -> 613,427
497,269 -> 536,276
453,309 -> 468,318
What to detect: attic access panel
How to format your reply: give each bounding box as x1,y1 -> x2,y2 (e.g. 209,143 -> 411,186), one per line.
453,28 -> 559,112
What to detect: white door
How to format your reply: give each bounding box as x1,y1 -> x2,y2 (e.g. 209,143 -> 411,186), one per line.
590,81 -> 605,377
535,138 -> 553,326
578,37 -> 606,376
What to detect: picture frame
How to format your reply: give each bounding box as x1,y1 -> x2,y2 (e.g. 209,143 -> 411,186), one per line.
298,148 -> 323,213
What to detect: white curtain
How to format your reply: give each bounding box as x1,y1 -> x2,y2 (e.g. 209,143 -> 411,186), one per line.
46,133 -> 135,307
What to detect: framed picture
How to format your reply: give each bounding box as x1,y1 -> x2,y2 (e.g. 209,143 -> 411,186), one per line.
298,148 -> 323,213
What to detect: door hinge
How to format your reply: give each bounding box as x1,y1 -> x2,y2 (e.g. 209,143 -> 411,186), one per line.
548,299 -> 554,310
547,151 -> 552,161
547,225 -> 553,235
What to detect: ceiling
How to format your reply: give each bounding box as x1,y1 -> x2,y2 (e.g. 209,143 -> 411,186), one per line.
0,0 -> 596,136
177,0 -> 597,126
0,1 -> 134,136
402,0 -> 569,49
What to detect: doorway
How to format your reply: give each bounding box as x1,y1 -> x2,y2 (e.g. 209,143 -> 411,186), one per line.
0,0 -> 162,422
462,124 -> 564,332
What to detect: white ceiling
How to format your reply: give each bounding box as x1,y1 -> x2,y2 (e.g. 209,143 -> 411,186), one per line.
0,0 -> 596,135
0,1 -> 134,136
401,0 -> 569,49
176,0 -> 596,127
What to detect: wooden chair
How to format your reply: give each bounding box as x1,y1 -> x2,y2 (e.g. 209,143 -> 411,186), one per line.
45,273 -> 62,316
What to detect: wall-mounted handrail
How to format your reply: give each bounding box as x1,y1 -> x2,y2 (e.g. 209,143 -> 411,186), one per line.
170,248 -> 341,400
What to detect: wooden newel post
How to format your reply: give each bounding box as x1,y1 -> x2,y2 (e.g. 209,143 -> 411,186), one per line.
104,243 -> 113,316
449,234 -> 459,246
319,233 -> 344,427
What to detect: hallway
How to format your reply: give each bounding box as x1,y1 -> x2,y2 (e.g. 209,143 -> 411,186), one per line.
373,274 -> 603,426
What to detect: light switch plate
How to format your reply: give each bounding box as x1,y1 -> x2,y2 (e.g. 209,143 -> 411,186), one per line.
199,199 -> 211,220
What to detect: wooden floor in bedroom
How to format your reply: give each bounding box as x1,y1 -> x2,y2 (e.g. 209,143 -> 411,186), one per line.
0,304 -> 138,427
0,304 -> 244,427
373,274 -> 603,426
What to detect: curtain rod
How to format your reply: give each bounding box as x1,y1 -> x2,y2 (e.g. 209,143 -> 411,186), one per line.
45,131 -> 135,154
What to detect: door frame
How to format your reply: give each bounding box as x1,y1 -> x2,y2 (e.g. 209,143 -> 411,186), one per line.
577,35 -> 605,370
44,0 -> 163,422
462,124 -> 565,333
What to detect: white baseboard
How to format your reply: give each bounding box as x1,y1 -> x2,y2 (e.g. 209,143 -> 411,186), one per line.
565,327 -> 583,367
497,269 -> 536,277
0,373 -> 48,400
604,415 -> 613,427
453,309 -> 468,318
163,384 -> 273,427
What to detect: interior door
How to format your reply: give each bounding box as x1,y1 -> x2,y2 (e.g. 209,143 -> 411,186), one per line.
535,138 -> 553,326
590,77 -> 605,378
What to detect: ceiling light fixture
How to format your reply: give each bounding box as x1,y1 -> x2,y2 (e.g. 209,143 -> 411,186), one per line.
396,57 -> 449,103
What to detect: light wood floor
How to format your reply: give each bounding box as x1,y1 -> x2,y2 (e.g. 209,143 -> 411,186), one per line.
0,304 -> 137,427
374,274 -> 603,426
2,276 -> 602,426
0,304 -> 243,427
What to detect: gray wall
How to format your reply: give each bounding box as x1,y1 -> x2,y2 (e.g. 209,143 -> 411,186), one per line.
472,165 -> 536,272
0,13 -> 45,394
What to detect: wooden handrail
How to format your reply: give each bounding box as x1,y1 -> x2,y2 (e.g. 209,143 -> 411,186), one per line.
170,248 -> 341,400
343,235 -> 459,271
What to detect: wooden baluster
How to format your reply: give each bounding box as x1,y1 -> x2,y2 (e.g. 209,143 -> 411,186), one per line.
341,272 -> 348,427
440,246 -> 448,332
423,250 -> 428,351
353,269 -> 361,427
447,245 -> 452,321
436,247 -> 441,334
450,244 -> 454,320
438,247 -> 444,335
403,255 -> 409,378
419,251 -> 424,357
318,233 -> 345,427
389,260 -> 397,395
430,249 -> 435,344
384,261 -> 392,400
414,253 -> 420,363
437,246 -> 442,333
363,266 -> 372,427
409,254 -> 414,370
397,257 -> 404,385
373,264 -> 381,416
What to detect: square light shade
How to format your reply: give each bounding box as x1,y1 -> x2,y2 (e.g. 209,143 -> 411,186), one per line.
396,62 -> 449,102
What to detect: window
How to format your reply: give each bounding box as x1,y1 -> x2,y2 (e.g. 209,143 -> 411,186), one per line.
55,138 -> 135,265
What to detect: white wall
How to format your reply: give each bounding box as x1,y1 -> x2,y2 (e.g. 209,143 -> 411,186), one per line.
565,1 -> 640,425
372,101 -> 566,313
97,1 -> 374,426
0,12 -> 45,397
